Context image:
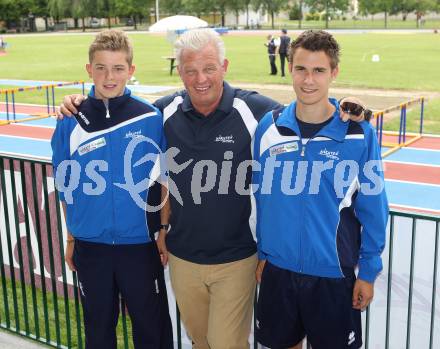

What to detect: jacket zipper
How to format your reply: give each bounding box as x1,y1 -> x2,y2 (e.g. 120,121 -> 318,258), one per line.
299,137 -> 306,272
104,101 -> 115,244
298,134 -> 319,272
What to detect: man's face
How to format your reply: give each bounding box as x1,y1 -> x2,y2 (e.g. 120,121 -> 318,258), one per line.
86,50 -> 135,101
178,44 -> 228,115
289,48 -> 338,107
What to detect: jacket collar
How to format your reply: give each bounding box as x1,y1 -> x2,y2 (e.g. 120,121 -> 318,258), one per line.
87,86 -> 132,111
276,98 -> 348,142
181,81 -> 235,115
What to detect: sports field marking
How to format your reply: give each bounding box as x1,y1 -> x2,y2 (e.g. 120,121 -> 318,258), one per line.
0,133 -> 50,143
384,160 -> 440,168
0,134 -> 51,158
0,125 -> 53,141
385,180 -> 440,212
389,203 -> 440,215
385,147 -> 440,166
0,113 -> 56,127
386,179 -> 440,188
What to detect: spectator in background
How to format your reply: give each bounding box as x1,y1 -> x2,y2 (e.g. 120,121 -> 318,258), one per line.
265,34 -> 278,75
0,36 -> 6,51
278,29 -> 291,77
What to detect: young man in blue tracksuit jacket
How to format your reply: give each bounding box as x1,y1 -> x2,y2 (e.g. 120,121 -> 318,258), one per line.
253,30 -> 389,349
51,30 -> 172,348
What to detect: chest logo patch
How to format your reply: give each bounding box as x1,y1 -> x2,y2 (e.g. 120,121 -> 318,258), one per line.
215,135 -> 235,144
125,129 -> 142,139
78,137 -> 106,156
319,148 -> 340,160
269,141 -> 299,156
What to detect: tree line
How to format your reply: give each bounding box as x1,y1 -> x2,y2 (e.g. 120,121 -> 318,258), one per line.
1,0 -> 439,31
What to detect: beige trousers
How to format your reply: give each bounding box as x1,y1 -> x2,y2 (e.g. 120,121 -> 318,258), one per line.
168,253 -> 258,349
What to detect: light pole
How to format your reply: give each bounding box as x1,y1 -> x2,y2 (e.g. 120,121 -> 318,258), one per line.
325,0 -> 329,29
155,0 -> 160,22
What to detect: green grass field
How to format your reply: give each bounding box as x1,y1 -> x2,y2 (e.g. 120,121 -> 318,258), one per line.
274,18 -> 440,30
0,277 -> 134,348
1,31 -> 439,132
1,32 -> 439,90
384,98 -> 440,134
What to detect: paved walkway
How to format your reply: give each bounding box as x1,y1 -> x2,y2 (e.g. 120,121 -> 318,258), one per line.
0,330 -> 48,348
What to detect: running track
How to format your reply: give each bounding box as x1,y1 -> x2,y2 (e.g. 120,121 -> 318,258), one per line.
1,103 -> 439,215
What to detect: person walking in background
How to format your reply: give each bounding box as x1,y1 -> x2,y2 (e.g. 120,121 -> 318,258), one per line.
265,34 -> 278,75
278,29 -> 291,77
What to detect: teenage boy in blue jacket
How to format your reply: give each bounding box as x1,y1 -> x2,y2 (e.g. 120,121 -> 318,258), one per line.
253,30 -> 388,349
51,30 -> 172,349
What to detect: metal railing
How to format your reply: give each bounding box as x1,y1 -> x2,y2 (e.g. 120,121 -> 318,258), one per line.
1,153 -> 439,348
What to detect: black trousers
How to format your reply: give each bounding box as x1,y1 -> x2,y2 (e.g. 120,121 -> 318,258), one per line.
279,53 -> 288,77
73,240 -> 173,349
269,54 -> 277,75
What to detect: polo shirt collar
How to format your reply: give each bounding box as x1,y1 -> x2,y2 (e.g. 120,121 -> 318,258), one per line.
181,81 -> 235,115
276,98 -> 348,142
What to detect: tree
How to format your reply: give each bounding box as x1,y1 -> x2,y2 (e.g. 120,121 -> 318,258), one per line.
359,0 -> 393,28
358,0 -> 382,17
162,0 -> 184,15
304,0 -> 349,28
226,0 -> 246,27
243,0 -> 252,27
70,0 -> 91,31
253,0 -> 287,29
98,0 -> 116,29
31,0 -> 50,31
183,0 -> 211,18
0,0 -> 33,29
412,0 -> 436,27
114,0 -> 152,29
48,0 -> 69,23
288,0 -> 304,28
390,0 -> 436,27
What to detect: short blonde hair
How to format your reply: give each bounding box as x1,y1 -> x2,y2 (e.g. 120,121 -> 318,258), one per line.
174,28 -> 225,65
89,29 -> 133,65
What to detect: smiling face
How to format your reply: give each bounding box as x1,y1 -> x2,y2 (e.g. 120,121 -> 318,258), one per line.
86,50 -> 135,101
177,43 -> 229,116
289,47 -> 338,109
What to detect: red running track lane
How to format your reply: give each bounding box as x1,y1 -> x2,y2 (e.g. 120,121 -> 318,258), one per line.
0,124 -> 53,140
0,102 -> 51,115
380,134 -> 440,150
384,161 -> 440,186
389,204 -> 440,216
407,136 -> 440,150
381,134 -> 417,144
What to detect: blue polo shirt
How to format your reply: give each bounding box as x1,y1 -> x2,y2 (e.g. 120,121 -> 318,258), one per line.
155,82 -> 281,264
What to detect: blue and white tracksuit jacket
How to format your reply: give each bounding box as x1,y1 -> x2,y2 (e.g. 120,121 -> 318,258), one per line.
51,87 -> 165,245
253,99 -> 389,283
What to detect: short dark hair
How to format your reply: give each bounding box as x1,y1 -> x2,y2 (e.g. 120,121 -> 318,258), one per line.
288,30 -> 340,70
281,29 -> 287,34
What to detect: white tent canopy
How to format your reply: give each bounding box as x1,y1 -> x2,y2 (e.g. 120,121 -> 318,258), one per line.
149,15 -> 208,33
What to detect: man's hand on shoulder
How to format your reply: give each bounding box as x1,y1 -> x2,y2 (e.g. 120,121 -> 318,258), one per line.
339,97 -> 372,123
56,94 -> 86,120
